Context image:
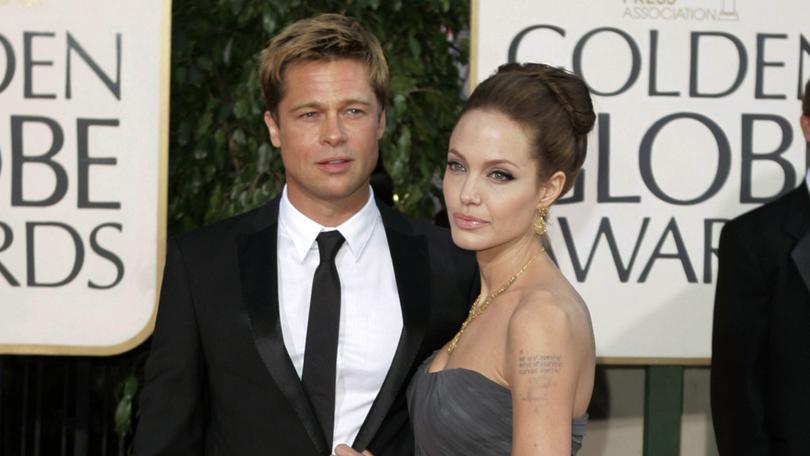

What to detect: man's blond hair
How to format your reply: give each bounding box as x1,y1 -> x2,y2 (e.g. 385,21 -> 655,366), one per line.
259,13 -> 389,120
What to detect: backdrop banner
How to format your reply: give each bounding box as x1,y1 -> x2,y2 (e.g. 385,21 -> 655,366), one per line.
473,0 -> 810,361
0,0 -> 169,355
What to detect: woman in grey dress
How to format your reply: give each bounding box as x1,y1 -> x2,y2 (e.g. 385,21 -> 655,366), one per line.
407,62 -> 597,456
335,63 -> 596,456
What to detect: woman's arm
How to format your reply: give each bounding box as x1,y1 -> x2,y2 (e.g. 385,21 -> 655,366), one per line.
506,293 -> 587,456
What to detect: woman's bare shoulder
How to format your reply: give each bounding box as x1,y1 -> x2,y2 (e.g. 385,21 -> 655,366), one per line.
502,282 -> 594,367
509,285 -> 589,333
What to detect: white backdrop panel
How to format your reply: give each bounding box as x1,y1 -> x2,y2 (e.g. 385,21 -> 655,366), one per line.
474,0 -> 810,360
0,0 -> 169,354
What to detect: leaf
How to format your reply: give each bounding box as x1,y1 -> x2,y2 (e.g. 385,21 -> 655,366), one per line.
123,376 -> 138,397
196,110 -> 213,137
214,129 -> 227,147
113,373 -> 139,438
262,12 -> 277,33
234,99 -> 249,117
223,38 -> 234,66
408,35 -> 421,58
177,121 -> 191,146
390,74 -> 416,94
114,398 -> 132,437
231,128 -> 247,145
392,94 -> 407,116
397,126 -> 412,154
197,56 -> 213,71
257,142 -> 273,172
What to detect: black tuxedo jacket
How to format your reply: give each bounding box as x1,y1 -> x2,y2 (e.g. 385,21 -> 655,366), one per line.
134,197 -> 478,455
711,185 -> 810,456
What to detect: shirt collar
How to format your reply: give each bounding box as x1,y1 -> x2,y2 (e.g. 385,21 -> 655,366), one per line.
279,185 -> 381,263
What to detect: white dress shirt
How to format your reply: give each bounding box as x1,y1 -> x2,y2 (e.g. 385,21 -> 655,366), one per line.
276,185 -> 403,450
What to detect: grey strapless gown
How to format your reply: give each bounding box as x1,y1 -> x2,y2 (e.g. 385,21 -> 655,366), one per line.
406,352 -> 587,455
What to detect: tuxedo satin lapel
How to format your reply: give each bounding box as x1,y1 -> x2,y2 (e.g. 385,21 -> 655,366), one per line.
782,186 -> 810,240
237,224 -> 328,455
353,207 -> 431,449
792,230 -> 810,292
782,186 -> 810,293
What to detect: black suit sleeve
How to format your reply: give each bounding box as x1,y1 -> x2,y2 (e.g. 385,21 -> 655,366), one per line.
134,239 -> 206,455
365,394 -> 413,456
711,223 -> 771,456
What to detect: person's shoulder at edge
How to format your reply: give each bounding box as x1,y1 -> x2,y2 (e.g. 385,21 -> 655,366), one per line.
171,197 -> 280,248
723,184 -> 805,237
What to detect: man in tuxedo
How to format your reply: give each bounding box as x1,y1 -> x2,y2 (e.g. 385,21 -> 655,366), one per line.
711,79 -> 810,455
134,13 -> 477,455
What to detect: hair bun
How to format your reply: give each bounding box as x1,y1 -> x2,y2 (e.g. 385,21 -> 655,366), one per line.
527,64 -> 595,136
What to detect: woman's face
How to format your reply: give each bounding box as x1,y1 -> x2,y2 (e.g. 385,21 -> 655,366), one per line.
443,109 -> 551,253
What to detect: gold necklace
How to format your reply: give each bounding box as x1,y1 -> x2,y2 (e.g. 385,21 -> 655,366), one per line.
447,249 -> 545,353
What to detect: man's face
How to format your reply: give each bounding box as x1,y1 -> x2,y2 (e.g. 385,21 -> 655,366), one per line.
265,59 -> 385,219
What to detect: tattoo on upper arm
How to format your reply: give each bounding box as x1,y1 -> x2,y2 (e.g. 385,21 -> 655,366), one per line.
517,351 -> 563,404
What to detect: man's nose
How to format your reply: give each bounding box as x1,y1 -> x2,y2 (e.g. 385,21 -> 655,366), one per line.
321,113 -> 348,146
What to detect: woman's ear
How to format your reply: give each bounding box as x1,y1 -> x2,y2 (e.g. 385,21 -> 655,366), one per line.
536,170 -> 566,208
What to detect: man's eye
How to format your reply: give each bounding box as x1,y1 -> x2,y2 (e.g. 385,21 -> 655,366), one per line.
346,108 -> 365,116
300,112 -> 317,119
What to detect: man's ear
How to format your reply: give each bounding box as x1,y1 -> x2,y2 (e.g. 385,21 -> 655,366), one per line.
801,115 -> 810,143
536,170 -> 566,209
377,109 -> 386,140
265,111 -> 282,148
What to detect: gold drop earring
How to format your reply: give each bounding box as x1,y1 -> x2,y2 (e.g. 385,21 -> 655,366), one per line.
533,206 -> 549,236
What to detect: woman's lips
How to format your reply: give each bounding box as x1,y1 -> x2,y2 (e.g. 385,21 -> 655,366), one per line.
452,213 -> 488,230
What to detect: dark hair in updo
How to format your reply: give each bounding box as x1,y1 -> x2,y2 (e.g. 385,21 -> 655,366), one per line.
460,62 -> 596,196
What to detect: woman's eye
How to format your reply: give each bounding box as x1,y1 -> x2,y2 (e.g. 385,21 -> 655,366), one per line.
490,170 -> 514,181
447,160 -> 465,172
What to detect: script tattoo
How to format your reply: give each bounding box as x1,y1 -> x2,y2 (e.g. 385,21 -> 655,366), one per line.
517,351 -> 563,405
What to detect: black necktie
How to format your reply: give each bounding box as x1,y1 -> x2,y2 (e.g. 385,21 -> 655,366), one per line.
303,230 -> 345,449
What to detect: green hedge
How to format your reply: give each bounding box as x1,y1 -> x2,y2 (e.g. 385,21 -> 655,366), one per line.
168,0 -> 470,234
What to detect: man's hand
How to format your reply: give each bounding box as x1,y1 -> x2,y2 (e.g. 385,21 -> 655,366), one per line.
334,444 -> 373,456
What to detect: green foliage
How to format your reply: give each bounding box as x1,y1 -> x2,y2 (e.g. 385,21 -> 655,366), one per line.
169,0 -> 470,234
114,372 -> 139,439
